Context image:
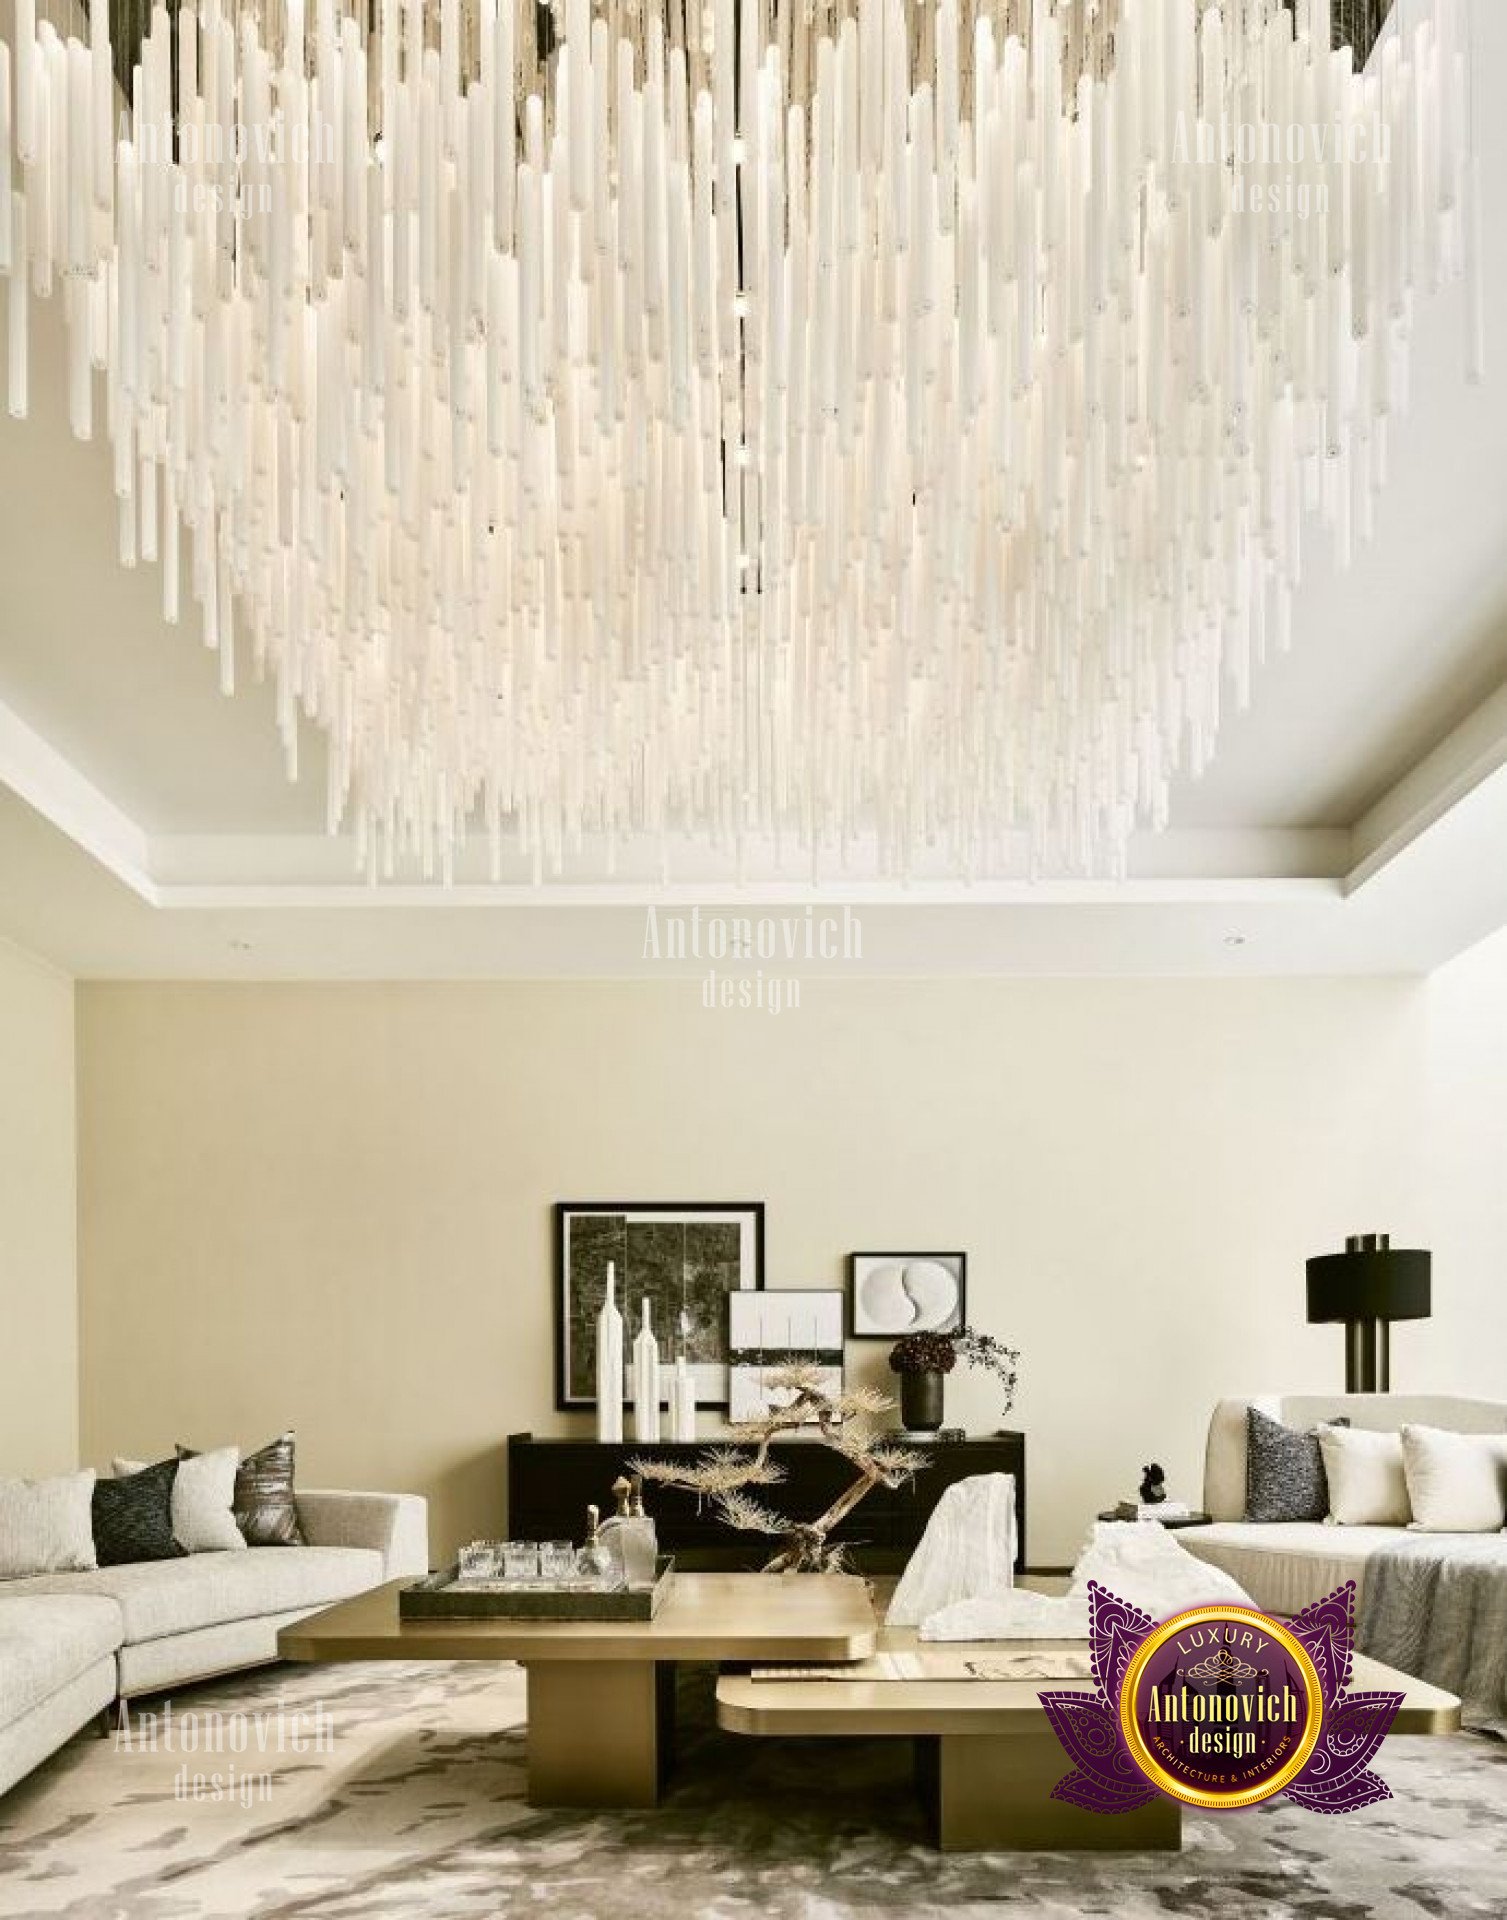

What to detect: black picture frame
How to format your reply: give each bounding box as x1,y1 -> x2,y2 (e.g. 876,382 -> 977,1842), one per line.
555,1202 -> 766,1411
847,1251 -> 968,1338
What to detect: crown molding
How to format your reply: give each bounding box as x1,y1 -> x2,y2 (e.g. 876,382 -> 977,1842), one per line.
0,702 -> 156,902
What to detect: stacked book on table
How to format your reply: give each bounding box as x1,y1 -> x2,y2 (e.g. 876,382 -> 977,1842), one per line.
1111,1500 -> 1194,1521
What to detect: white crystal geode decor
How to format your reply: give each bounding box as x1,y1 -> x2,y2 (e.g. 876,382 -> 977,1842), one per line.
885,1473 -> 1017,1627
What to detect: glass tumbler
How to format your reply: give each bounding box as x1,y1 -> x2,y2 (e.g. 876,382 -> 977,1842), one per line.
502,1540 -> 541,1582
538,1540 -> 576,1582
457,1541 -> 497,1580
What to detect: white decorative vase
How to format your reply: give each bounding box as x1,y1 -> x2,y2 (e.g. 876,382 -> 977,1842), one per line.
595,1262 -> 624,1444
632,1299 -> 661,1442
669,1354 -> 697,1441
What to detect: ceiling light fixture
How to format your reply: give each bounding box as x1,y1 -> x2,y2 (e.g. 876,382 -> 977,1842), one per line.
0,0 -> 1478,883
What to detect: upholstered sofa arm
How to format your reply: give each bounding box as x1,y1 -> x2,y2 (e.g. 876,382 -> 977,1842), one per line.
295,1490 -> 430,1579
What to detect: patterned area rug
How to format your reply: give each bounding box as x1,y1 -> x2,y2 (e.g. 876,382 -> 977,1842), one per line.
1,1658 -> 1504,1919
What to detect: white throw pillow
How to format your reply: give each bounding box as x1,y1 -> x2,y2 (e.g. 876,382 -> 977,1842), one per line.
1317,1424 -> 1411,1526
0,1469 -> 98,1577
114,1448 -> 245,1553
1400,1425 -> 1507,1533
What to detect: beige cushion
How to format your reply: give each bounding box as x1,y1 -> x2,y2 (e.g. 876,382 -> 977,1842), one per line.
1,1545 -> 382,1642
1402,1424 -> 1507,1533
0,1469 -> 98,1577
1179,1521 -> 1402,1617
1319,1424 -> 1411,1525
0,1595 -> 124,1725
115,1449 -> 246,1554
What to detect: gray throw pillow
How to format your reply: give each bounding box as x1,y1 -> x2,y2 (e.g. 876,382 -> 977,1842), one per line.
1245,1408 -> 1350,1523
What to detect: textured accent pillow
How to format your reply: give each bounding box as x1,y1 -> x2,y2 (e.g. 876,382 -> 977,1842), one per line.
1401,1425 -> 1507,1533
114,1447 -> 246,1554
0,1469 -> 98,1577
179,1433 -> 306,1547
1318,1424 -> 1411,1526
93,1459 -> 185,1567
1244,1408 -> 1349,1522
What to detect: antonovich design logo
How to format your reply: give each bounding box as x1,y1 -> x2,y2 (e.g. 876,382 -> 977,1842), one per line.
1041,1581 -> 1402,1815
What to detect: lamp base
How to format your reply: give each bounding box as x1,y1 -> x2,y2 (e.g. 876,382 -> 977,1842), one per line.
1344,1318 -> 1390,1394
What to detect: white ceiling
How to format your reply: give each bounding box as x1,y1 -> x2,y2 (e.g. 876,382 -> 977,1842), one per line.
3,0 -> 1507,979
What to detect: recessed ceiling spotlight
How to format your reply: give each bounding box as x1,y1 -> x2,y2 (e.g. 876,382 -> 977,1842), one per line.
229,938 -> 254,953
1224,934 -> 1247,948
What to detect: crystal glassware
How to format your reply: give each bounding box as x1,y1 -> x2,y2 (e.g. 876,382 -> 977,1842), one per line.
457,1541 -> 499,1580
501,1541 -> 540,1582
538,1540 -> 576,1583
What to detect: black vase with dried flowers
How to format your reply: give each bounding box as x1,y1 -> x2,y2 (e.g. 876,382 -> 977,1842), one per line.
888,1330 -> 957,1432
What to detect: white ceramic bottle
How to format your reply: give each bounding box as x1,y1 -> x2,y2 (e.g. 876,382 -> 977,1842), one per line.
632,1297 -> 661,1442
669,1352 -> 697,1441
595,1261 -> 624,1443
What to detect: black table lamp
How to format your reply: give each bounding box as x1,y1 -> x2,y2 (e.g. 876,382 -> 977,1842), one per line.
1306,1233 -> 1431,1393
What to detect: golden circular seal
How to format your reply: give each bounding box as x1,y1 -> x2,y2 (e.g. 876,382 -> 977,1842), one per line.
1117,1603 -> 1325,1810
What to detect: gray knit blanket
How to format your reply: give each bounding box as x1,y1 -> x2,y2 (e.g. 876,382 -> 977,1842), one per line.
1357,1533 -> 1507,1738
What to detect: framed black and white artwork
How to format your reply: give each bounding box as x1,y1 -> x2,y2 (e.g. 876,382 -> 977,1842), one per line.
728,1289 -> 845,1423
554,1203 -> 765,1411
848,1251 -> 967,1337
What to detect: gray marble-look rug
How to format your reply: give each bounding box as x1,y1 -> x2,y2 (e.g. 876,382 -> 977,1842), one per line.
0,1659 -> 1504,1920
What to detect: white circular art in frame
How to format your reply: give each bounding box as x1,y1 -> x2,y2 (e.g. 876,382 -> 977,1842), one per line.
858,1258 -> 961,1333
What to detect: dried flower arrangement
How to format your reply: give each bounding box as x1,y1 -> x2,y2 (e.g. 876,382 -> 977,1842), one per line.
952,1324 -> 1021,1418
630,1365 -> 929,1573
887,1323 -> 1022,1431
887,1330 -> 959,1376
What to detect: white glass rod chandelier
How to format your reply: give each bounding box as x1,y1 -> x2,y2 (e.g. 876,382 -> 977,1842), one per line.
0,0 -> 1480,880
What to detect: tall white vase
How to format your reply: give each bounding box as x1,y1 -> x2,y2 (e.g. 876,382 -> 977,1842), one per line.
595,1263 -> 624,1444
669,1354 -> 697,1442
632,1299 -> 661,1443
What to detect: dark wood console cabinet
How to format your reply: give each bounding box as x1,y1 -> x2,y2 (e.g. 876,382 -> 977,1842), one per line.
507,1431 -> 1026,1573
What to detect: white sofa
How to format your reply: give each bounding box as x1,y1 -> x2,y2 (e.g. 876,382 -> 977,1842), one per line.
1179,1394 -> 1507,1617
0,1488 -> 427,1797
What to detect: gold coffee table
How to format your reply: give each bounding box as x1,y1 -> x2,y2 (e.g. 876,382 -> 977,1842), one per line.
279,1571 -> 876,1808
716,1627 -> 1461,1852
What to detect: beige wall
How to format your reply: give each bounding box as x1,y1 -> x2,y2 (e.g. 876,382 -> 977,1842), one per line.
0,938 -> 78,1475
77,970 -> 1507,1564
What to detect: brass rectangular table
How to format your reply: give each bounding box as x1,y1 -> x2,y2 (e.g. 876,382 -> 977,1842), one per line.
278,1572 -> 877,1809
716,1632 -> 1462,1852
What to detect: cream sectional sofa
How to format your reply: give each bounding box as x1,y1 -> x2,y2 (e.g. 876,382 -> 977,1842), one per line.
0,1488 -> 427,1797
1178,1394 -> 1507,1617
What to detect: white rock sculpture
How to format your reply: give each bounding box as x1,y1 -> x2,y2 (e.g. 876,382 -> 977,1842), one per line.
1067,1521 -> 1253,1618
921,1590 -> 1093,1641
886,1472 -> 1017,1627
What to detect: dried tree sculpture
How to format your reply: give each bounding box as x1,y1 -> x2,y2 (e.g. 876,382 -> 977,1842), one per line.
630,1365 -> 930,1573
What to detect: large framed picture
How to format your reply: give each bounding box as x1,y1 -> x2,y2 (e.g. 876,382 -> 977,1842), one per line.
555,1203 -> 765,1411
848,1251 -> 967,1337
728,1289 -> 845,1423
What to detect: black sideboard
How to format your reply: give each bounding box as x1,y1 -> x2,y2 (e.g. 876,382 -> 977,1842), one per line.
507,1431 -> 1026,1573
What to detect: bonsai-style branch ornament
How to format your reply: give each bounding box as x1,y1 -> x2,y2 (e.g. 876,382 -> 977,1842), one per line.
630,1365 -> 930,1573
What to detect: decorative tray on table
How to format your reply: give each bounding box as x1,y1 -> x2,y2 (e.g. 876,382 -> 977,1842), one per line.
399,1556 -> 676,1622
